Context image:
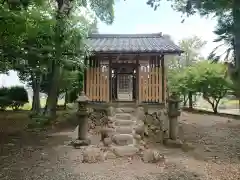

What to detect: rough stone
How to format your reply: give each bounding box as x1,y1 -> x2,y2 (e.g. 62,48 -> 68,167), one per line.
115,127 -> 133,134
104,151 -> 117,159
103,137 -> 112,147
142,149 -> 165,163
134,124 -> 145,137
136,107 -> 145,121
100,127 -> 116,138
111,146 -> 139,157
133,134 -> 142,141
112,134 -> 134,146
107,106 -> 115,117
82,147 -> 105,163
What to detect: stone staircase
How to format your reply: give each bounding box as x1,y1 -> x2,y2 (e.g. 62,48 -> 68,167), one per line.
108,108 -> 143,157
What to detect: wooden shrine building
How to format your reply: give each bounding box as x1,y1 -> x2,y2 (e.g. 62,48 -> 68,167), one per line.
84,33 -> 182,105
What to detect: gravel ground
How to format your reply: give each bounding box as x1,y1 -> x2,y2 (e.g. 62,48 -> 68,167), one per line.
1,112 -> 240,180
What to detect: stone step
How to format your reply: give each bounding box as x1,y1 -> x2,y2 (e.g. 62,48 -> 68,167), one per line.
120,108 -> 135,113
115,127 -> 133,134
111,145 -> 139,157
115,113 -> 132,120
115,120 -> 134,126
112,134 -> 134,146
115,108 -> 135,113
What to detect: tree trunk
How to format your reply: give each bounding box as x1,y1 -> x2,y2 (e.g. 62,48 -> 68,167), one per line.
183,94 -> 188,106
64,89 -> 68,110
31,74 -> 41,115
44,14 -> 63,119
188,91 -> 193,109
213,105 -> 218,114
44,63 -> 61,118
212,99 -> 221,114
239,99 -> 240,112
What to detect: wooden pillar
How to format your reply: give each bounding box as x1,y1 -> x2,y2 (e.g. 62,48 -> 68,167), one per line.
83,57 -> 87,93
136,55 -> 139,104
161,55 -> 165,103
109,56 -> 112,102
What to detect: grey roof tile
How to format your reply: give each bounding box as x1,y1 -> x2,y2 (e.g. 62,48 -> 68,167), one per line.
86,33 -> 183,54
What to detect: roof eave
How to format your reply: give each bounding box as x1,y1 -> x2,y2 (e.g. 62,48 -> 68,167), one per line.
90,50 -> 183,55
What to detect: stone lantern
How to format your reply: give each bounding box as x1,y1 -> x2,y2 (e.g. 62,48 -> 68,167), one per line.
167,93 -> 181,140
72,91 -> 91,147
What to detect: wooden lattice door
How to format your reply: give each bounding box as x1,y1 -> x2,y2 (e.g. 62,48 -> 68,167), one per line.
117,74 -> 133,101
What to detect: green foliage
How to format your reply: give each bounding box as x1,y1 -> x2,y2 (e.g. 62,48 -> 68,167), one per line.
0,86 -> 28,110
1,0 -> 114,117
8,86 -> 29,110
209,13 -> 234,62
0,87 -> 12,110
169,61 -> 232,113
178,36 -> 206,66
147,0 -> 240,101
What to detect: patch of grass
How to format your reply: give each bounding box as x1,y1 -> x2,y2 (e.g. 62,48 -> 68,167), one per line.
6,98 -> 65,111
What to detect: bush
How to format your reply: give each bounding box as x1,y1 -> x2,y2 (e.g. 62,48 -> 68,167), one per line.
8,86 -> 28,110
69,89 -> 78,103
0,87 -> 11,110
0,86 -> 28,110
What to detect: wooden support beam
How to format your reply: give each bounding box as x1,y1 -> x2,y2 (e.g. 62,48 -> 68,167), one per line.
136,55 -> 139,104
161,55 -> 165,103
109,56 -> 112,102
83,57 -> 87,93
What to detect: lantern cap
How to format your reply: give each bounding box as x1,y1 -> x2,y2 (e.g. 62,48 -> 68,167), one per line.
77,91 -> 89,102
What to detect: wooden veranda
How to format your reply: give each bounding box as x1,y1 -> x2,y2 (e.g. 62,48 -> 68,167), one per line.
84,33 -> 182,105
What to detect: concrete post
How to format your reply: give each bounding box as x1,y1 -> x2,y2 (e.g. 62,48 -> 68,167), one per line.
168,93 -> 181,140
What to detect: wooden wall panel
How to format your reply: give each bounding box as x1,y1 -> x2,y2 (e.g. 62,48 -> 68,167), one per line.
138,56 -> 165,103
86,67 -> 109,102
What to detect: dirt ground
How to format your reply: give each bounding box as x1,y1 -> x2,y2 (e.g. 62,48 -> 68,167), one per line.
1,111 -> 240,180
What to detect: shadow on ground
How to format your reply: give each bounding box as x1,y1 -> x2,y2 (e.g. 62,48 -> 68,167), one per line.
0,111 -> 240,179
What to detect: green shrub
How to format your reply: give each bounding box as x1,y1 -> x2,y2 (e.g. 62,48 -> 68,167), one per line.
69,89 -> 78,103
0,87 -> 11,110
8,86 -> 29,110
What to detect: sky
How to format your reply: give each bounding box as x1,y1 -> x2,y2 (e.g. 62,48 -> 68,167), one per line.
0,0 -> 222,87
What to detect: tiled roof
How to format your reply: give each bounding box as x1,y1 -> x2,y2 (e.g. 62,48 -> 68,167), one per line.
86,33 -> 183,54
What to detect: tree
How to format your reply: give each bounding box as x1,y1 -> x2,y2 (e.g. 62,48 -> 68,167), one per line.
209,13 -> 234,62
1,0 -> 114,119
168,36 -> 206,107
8,86 -> 28,110
179,36 -> 206,67
170,60 -> 232,113
43,0 -> 115,119
196,61 -> 232,113
146,0 -> 240,98
209,13 -> 240,110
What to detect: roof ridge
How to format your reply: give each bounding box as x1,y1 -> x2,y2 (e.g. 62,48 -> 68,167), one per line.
88,33 -> 163,38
